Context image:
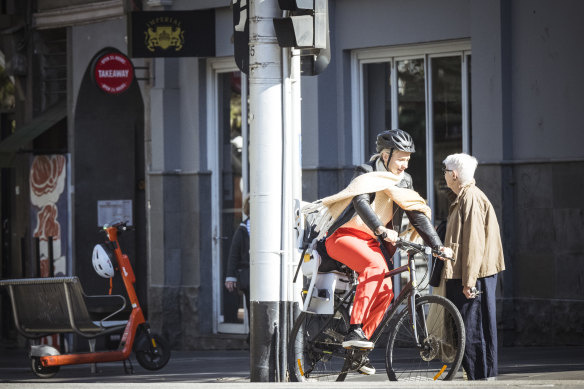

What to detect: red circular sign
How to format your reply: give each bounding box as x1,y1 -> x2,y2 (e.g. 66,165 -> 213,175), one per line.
94,52 -> 134,94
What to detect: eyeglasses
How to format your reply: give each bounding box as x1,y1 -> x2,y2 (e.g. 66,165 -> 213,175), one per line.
442,167 -> 452,173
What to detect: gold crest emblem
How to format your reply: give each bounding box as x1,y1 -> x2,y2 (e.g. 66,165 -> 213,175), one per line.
145,17 -> 185,52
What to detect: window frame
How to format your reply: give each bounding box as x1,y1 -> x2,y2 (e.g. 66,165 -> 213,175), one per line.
351,39 -> 471,213
206,56 -> 249,335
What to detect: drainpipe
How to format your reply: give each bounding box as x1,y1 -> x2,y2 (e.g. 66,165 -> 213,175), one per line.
280,42 -> 302,382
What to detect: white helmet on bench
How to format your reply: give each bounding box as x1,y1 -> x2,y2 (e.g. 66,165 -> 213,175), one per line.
92,244 -> 115,278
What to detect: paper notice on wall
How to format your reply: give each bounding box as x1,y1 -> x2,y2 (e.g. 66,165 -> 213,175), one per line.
97,200 -> 133,227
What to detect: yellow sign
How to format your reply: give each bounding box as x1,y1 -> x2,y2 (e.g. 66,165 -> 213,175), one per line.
144,17 -> 184,52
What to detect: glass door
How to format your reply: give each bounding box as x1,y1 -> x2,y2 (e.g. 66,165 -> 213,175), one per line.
430,55 -> 464,224
362,58 -> 428,198
209,60 -> 249,334
356,42 -> 471,221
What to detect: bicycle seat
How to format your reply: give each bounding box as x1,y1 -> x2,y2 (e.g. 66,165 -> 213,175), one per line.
313,237 -> 346,273
317,254 -> 347,273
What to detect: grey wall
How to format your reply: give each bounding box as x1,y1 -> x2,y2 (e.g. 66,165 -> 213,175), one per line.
510,0 -> 584,160
215,7 -> 234,58
469,0 -> 507,162
503,0 -> 584,345
334,0 -> 470,50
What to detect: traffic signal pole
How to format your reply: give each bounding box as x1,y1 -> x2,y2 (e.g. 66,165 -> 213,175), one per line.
248,0 -> 283,382
245,0 -> 318,381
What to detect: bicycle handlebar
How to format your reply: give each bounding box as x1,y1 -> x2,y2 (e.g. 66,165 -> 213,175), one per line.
395,238 -> 454,261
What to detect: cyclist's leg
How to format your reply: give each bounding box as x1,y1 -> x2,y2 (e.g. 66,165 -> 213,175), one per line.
326,228 -> 392,338
359,269 -> 393,338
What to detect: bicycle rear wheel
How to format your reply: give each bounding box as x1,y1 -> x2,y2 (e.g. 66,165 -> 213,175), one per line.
288,306 -> 350,382
385,295 -> 465,381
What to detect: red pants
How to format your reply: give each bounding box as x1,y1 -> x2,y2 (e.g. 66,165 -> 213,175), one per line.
325,227 -> 394,339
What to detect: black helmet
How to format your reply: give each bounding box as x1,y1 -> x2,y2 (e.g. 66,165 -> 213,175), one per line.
376,129 -> 416,153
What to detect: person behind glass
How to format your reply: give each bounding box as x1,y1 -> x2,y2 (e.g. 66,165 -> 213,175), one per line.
224,195 -> 250,321
441,153 -> 505,380
320,129 -> 452,375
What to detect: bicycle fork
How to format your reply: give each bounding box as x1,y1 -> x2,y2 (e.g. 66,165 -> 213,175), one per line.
406,251 -> 428,348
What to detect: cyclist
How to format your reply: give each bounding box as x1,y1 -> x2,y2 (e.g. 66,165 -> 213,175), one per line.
304,129 -> 451,374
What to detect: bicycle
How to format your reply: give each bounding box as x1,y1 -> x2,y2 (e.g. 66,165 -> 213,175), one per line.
288,235 -> 465,382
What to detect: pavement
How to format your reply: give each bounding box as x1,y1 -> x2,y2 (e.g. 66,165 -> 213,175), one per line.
1,343 -> 583,388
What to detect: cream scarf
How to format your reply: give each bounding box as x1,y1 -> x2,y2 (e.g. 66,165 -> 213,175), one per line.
302,170 -> 431,240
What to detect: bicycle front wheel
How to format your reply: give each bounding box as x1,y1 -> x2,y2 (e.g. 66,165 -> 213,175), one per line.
288,306 -> 350,382
385,295 -> 465,381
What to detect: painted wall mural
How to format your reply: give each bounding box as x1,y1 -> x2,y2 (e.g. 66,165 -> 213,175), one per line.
30,155 -> 69,277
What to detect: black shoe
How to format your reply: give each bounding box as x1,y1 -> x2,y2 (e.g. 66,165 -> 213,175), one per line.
342,327 -> 374,349
358,356 -> 376,375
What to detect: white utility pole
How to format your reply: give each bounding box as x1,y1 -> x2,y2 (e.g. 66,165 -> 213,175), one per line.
248,0 -> 283,382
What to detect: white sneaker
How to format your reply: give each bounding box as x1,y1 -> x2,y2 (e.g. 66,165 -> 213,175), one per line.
358,357 -> 376,375
342,327 -> 374,349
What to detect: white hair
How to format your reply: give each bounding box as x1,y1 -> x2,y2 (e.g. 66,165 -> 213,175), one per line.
443,153 -> 478,185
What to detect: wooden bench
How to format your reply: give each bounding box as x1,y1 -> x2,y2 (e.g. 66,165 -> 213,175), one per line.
0,276 -> 127,339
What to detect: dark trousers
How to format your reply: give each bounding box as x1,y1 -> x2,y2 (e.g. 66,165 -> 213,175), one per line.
242,287 -> 251,324
446,275 -> 498,380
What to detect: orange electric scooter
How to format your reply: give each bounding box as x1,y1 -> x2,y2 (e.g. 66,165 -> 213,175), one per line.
30,221 -> 170,378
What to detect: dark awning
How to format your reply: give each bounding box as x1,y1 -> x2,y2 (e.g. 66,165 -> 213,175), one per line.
0,101 -> 66,167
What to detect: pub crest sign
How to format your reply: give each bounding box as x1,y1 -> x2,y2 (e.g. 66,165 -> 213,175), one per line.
128,10 -> 215,58
146,18 -> 184,52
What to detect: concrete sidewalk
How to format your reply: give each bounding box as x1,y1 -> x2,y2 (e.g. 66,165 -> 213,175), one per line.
1,344 -> 583,387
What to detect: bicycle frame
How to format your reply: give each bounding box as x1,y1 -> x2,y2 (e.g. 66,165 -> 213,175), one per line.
370,248 -> 425,346
307,248 -> 427,357
39,224 -> 152,368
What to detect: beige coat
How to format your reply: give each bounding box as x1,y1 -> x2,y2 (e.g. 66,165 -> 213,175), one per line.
442,181 -> 505,287
302,171 -> 431,240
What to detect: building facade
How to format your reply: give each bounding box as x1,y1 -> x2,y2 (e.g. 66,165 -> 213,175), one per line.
0,0 -> 582,350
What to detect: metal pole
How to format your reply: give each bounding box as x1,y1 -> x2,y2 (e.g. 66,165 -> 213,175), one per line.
285,46 -> 304,379
249,0 -> 283,382
279,43 -> 302,382
280,44 -> 291,382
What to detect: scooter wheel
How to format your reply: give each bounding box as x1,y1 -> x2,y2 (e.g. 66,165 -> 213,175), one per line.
31,357 -> 60,378
135,332 -> 171,370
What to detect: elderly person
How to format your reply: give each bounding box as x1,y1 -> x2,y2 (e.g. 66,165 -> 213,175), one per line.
441,153 -> 505,380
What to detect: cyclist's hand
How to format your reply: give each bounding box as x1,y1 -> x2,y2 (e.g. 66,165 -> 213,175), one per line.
376,226 -> 398,245
225,280 -> 237,292
434,246 -> 453,260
